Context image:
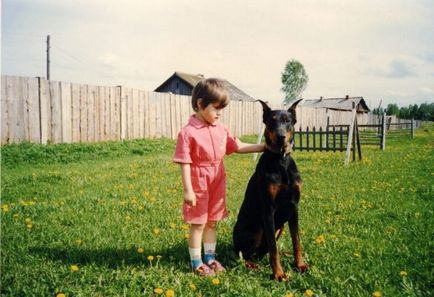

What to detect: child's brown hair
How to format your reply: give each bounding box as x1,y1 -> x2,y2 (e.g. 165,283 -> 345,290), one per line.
191,78 -> 230,112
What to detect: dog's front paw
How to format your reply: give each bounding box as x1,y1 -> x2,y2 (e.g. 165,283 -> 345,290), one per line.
296,262 -> 309,273
271,271 -> 288,282
245,261 -> 258,270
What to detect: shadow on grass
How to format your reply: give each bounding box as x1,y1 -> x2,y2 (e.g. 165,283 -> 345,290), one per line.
29,241 -> 239,271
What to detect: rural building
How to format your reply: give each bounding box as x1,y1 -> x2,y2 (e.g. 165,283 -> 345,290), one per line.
154,71 -> 255,102
301,96 -> 370,113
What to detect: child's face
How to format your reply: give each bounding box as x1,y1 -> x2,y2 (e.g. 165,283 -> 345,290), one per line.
197,102 -> 223,125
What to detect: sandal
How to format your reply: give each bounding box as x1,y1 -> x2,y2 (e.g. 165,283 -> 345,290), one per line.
207,259 -> 226,273
194,264 -> 215,277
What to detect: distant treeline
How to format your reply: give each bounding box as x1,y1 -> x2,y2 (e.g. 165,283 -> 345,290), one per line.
372,102 -> 434,121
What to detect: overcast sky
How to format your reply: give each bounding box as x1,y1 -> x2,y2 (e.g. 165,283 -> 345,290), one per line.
2,0 -> 434,108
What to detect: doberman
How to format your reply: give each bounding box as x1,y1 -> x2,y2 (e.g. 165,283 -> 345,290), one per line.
233,99 -> 308,281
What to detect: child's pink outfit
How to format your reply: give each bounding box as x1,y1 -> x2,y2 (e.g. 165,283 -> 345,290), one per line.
173,115 -> 239,224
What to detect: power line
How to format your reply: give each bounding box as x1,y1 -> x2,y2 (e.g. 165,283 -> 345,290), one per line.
51,44 -> 90,66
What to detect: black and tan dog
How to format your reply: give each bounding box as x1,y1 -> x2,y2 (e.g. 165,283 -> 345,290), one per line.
233,99 -> 308,281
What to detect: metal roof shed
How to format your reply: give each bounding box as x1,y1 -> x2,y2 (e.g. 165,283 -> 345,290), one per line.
301,96 -> 370,113
154,72 -> 255,102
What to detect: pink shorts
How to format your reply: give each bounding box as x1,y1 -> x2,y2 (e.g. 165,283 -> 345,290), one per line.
183,164 -> 228,224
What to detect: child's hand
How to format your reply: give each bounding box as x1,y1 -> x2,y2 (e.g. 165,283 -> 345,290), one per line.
184,191 -> 196,206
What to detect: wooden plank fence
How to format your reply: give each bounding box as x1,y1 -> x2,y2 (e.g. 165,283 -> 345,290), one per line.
1,75 -> 266,145
0,75 -> 421,145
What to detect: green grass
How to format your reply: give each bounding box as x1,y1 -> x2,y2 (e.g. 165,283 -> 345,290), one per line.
1,124 -> 433,297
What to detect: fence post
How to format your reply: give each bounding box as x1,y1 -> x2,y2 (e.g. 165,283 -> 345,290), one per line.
326,116 -> 330,148
319,127 -> 323,151
411,118 -> 414,138
345,103 -> 357,165
332,125 -> 336,152
381,113 -> 386,150
299,126 -> 303,151
253,124 -> 265,161
313,126 -> 316,152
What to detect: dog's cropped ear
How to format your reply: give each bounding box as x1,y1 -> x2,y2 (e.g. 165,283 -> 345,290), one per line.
288,99 -> 302,124
256,100 -> 271,113
256,100 -> 272,124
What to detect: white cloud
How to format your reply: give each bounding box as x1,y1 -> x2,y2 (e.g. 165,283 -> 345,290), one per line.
2,0 -> 433,107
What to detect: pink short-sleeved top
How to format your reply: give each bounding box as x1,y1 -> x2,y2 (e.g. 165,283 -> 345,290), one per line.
173,115 -> 239,166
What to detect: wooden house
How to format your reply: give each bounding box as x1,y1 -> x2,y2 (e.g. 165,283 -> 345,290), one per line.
301,96 -> 370,113
154,72 -> 255,101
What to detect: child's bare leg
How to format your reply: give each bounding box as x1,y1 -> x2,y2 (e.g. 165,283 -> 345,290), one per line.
203,221 -> 217,243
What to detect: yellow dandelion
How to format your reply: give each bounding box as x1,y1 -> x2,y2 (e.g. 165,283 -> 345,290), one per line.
212,278 -> 220,285
285,293 -> 294,297
169,223 -> 177,229
56,294 -> 66,297
26,224 -> 33,229
189,283 -> 197,291
165,289 -> 175,297
147,255 -> 154,261
70,265 -> 79,272
1,204 -> 9,213
184,233 -> 190,239
304,289 -> 314,297
153,228 -> 160,235
154,288 -> 163,294
25,218 -> 32,224
137,247 -> 144,254
315,235 -> 325,245
372,291 -> 382,297
399,270 -> 408,277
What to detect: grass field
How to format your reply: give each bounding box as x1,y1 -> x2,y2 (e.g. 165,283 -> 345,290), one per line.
1,124 -> 433,297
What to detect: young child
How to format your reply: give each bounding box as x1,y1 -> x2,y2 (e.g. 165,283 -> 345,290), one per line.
173,78 -> 265,276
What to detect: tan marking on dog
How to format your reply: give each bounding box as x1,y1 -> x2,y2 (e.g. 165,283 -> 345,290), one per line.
294,181 -> 303,192
268,183 -> 285,200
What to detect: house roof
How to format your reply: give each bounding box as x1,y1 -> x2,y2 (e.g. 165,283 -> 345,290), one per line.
155,72 -> 255,102
301,96 -> 370,112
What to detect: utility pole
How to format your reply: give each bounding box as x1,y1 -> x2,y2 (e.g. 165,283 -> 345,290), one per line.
46,35 -> 50,80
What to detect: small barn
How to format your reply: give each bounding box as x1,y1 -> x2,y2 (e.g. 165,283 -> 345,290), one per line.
301,96 -> 370,113
294,96 -> 371,128
154,72 -> 255,101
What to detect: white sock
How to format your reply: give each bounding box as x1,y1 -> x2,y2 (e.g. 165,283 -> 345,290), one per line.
189,247 -> 202,269
204,242 -> 216,263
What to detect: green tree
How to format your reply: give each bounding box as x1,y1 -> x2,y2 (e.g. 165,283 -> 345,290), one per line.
281,60 -> 309,104
386,103 -> 399,116
398,102 -> 434,120
399,106 -> 410,119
